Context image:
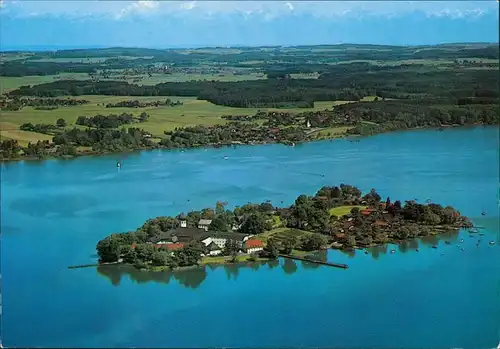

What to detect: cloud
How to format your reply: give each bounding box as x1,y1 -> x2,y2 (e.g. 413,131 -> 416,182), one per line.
115,0 -> 159,20
180,1 -> 197,11
2,1 -> 498,20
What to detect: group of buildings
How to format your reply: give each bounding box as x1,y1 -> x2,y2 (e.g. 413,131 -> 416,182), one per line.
147,218 -> 264,257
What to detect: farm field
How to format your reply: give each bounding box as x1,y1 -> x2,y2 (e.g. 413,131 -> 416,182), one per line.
0,96 -> 339,144
0,73 -> 90,94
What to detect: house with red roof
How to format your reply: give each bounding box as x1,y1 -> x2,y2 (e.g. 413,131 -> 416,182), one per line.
361,208 -> 376,216
243,239 -> 264,254
163,243 -> 184,252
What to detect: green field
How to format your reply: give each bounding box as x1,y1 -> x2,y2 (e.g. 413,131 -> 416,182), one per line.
0,73 -> 90,94
329,205 -> 368,217
311,126 -> 352,138
0,96 -> 340,144
253,227 -> 313,244
133,72 -> 266,85
0,72 -> 266,94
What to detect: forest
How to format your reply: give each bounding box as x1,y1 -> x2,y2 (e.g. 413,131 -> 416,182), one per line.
7,67 -> 498,109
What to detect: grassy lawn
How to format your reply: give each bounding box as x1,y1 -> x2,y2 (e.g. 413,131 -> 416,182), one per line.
253,227 -> 313,244
311,126 -> 352,138
290,249 -> 312,257
0,122 -> 53,146
329,205 -> 368,217
0,96 -> 345,144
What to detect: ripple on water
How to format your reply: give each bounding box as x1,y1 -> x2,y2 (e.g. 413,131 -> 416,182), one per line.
8,194 -> 100,218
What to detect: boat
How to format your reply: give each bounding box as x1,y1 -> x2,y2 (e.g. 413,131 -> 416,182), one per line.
116,161 -> 121,168
432,245 -> 438,249
489,241 -> 496,245
223,156 -> 228,160
481,211 -> 486,216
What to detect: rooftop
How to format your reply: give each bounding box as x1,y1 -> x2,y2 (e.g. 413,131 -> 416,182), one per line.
212,232 -> 249,241
207,242 -> 222,251
164,243 -> 184,251
198,219 -> 213,225
244,239 -> 264,249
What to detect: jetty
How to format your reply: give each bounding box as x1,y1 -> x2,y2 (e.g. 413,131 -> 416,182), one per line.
68,261 -> 119,269
279,254 -> 348,269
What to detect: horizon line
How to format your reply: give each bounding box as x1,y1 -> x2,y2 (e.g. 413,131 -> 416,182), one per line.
2,41 -> 498,53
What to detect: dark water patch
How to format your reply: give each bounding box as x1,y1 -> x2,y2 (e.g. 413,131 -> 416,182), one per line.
281,258 -> 298,275
9,194 -> 99,218
339,248 -> 357,259
398,241 -> 411,253
367,245 -> 388,260
421,234 -> 440,247
0,225 -> 22,234
267,259 -> 280,269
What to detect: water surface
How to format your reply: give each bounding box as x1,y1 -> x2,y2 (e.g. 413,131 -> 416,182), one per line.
1,126 -> 499,348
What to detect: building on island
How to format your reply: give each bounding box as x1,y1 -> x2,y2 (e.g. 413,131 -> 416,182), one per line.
243,239 -> 264,254
198,219 -> 212,231
201,232 -> 249,249
180,219 -> 187,228
206,242 -> 222,256
148,227 -> 250,252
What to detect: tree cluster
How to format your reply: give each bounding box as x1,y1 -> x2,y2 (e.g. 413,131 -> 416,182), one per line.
75,112 -> 149,128
105,99 -> 183,108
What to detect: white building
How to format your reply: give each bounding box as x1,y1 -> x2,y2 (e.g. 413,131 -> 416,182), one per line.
243,240 -> 264,254
207,242 -> 222,256
201,233 -> 249,249
180,220 -> 187,228
198,219 -> 212,231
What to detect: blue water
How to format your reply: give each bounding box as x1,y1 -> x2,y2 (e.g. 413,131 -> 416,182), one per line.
1,126 -> 499,348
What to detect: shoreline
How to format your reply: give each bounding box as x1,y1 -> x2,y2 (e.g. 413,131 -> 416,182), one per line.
96,224 -> 477,273
2,124 -> 495,164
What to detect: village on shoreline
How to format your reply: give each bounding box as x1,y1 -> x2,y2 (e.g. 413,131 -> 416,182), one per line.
95,184 -> 475,272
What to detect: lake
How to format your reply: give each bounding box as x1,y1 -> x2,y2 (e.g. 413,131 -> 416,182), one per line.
1,126 -> 499,348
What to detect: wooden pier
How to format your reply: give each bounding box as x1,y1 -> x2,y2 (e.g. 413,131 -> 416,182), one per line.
68,261 -> 118,269
279,254 -> 348,269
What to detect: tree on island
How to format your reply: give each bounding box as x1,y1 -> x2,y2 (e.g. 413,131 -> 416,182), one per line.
209,216 -> 229,231
301,234 -> 327,251
223,239 -> 240,262
283,236 -> 298,254
264,238 -> 280,259
239,213 -> 266,235
363,188 -> 381,204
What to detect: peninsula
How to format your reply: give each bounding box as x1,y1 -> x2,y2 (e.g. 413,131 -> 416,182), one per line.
1,44 -> 498,161
95,184 -> 473,271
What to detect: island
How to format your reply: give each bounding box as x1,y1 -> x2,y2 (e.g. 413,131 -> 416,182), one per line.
95,184 -> 473,271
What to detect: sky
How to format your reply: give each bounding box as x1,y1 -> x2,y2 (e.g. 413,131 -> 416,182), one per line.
0,1 -> 498,50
